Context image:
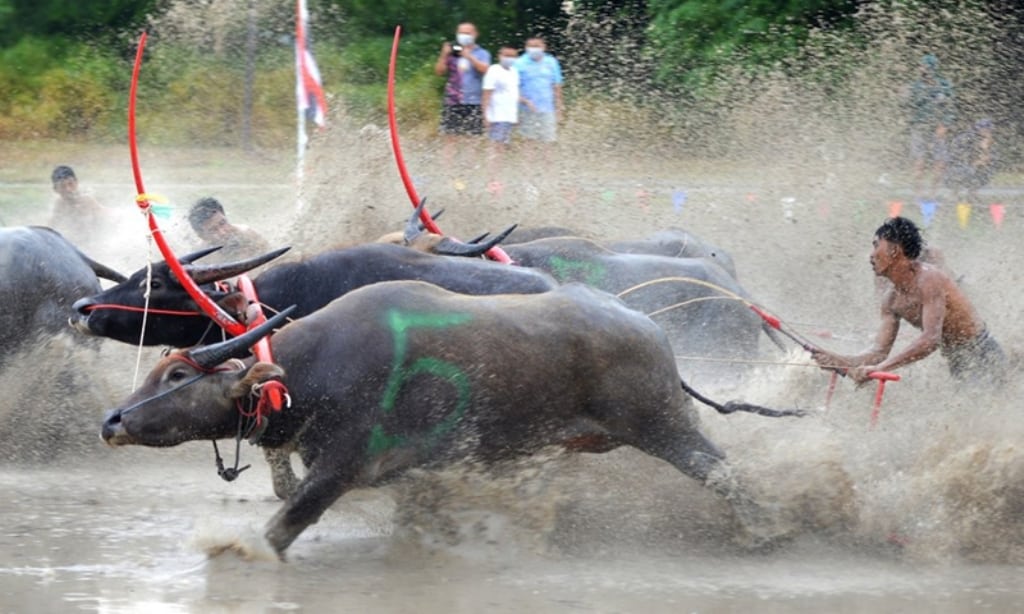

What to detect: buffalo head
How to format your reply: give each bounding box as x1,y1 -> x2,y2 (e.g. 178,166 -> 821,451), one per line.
71,246 -> 289,346
101,307 -> 293,447
377,199 -> 517,257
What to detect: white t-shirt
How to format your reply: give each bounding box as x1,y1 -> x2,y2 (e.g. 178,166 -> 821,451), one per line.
482,65 -> 519,123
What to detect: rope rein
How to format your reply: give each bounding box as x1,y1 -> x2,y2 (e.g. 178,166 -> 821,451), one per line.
132,225 -> 155,391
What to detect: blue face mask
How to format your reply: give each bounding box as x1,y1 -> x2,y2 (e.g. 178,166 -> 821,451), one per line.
526,46 -> 544,60
500,57 -> 515,68
456,33 -> 474,46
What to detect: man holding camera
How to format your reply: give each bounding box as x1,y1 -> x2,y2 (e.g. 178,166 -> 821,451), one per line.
435,23 -> 491,140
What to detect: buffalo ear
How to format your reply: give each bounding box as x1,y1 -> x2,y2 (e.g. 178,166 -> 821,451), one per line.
230,362 -> 286,398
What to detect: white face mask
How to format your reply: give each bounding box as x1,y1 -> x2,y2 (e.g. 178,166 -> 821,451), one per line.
499,57 -> 515,68
456,33 -> 474,46
526,46 -> 544,60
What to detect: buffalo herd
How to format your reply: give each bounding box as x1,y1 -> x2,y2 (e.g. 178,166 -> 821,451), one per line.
4,210 -> 800,559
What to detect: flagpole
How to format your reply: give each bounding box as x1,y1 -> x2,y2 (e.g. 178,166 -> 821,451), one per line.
295,0 -> 306,212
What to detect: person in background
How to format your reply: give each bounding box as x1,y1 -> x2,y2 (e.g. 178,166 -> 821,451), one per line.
908,54 -> 955,201
812,216 -> 1005,387
435,22 -> 491,162
945,118 -> 995,205
481,45 -> 521,184
514,36 -> 564,157
48,165 -> 114,247
187,197 -> 271,264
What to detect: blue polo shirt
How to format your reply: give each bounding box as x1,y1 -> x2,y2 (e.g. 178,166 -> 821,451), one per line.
514,53 -> 563,114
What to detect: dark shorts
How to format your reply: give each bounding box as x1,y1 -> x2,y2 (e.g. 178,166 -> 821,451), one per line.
942,328 -> 1008,386
440,104 -> 483,136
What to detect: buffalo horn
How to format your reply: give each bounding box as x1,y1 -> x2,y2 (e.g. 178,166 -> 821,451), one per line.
74,249 -> 128,283
178,246 -> 224,264
465,231 -> 490,244
188,305 -> 297,370
418,208 -> 443,230
183,246 -> 292,284
434,224 -> 518,257
403,198 -> 432,244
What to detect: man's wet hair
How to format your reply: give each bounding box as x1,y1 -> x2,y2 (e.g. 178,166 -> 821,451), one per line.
51,165 -> 76,186
875,216 -> 924,259
188,197 -> 226,231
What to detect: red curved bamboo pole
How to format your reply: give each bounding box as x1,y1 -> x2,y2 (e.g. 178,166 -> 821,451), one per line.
387,26 -> 512,264
129,32 -> 246,337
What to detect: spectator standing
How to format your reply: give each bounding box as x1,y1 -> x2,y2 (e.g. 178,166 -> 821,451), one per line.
435,23 -> 491,145
945,118 -> 994,205
481,46 -> 521,182
908,54 -> 955,201
514,37 -> 564,155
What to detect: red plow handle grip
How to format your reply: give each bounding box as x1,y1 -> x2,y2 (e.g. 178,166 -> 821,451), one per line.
868,371 -> 900,429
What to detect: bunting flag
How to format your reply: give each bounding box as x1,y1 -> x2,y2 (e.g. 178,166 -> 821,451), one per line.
919,200 -> 938,227
887,200 -> 903,218
956,202 -> 971,229
295,0 -> 327,128
671,189 -> 687,214
635,188 -> 651,211
990,203 -> 1005,227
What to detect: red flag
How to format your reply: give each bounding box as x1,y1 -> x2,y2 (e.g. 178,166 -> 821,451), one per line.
296,0 -> 327,127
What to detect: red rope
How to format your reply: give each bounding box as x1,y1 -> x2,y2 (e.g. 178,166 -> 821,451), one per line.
129,32 -> 246,337
82,303 -> 205,317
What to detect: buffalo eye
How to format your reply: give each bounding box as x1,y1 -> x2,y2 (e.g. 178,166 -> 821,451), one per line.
167,368 -> 190,383
150,279 -> 163,290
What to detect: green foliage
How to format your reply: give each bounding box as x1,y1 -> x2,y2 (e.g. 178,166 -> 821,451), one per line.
0,0 -> 158,45
0,37 -> 124,139
646,0 -> 860,88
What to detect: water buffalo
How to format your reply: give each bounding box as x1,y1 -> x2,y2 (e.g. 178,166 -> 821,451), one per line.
606,227 -> 738,280
72,200 -> 543,348
501,237 -> 781,379
101,281 -> 783,558
71,242 -> 557,348
502,226 -> 738,279
1,226 -> 125,365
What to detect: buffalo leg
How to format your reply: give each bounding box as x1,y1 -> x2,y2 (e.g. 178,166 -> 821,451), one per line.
264,447 -> 300,500
631,427 -> 727,487
264,462 -> 357,557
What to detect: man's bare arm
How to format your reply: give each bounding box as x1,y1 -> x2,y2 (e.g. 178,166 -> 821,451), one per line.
812,302 -> 899,370
872,274 -> 945,373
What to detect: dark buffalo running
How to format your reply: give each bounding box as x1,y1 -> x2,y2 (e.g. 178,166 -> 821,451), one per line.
1,226 -> 125,365
503,226 -> 738,279
71,242 -> 556,348
606,227 -> 738,280
101,281 -> 789,558
501,237 -> 781,378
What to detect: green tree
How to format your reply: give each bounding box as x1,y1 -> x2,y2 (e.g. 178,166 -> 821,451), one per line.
646,0 -> 859,87
0,0 -> 158,45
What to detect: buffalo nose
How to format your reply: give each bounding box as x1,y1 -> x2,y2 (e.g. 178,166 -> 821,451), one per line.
72,296 -> 96,316
100,409 -> 123,442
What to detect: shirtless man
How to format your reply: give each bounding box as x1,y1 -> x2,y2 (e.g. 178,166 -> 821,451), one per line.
812,216 -> 1006,385
48,165 -> 111,241
187,196 -> 271,264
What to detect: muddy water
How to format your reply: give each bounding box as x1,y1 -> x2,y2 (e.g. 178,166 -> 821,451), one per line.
2,440 -> 1023,613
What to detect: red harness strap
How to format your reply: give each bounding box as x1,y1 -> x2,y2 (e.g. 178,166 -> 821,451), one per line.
235,274 -> 288,422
